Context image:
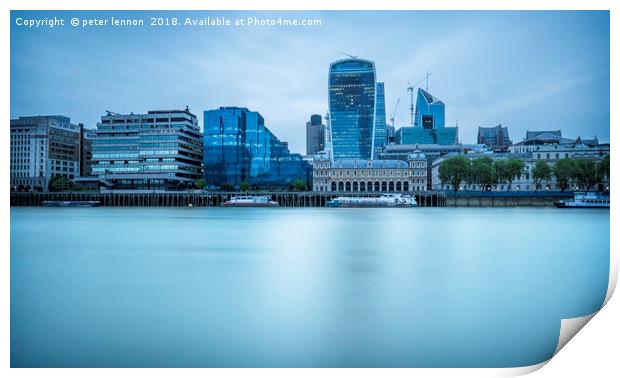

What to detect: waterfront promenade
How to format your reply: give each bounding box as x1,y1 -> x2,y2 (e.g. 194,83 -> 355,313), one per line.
10,191 -> 576,207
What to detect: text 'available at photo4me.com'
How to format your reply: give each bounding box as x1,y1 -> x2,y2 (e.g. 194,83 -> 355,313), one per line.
14,14 -> 324,29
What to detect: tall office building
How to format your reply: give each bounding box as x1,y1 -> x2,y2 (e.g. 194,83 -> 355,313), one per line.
204,106 -> 311,189
396,88 -> 458,145
10,115 -> 82,190
305,114 -> 325,155
328,58 -> 376,161
91,109 -> 203,190
373,82 -> 388,156
414,88 -> 445,129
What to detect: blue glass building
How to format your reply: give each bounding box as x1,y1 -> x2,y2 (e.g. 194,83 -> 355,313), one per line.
328,58 -> 376,161
396,88 -> 458,145
414,88 -> 445,129
395,126 -> 458,146
204,107 -> 311,189
91,109 -> 204,190
373,82 -> 388,156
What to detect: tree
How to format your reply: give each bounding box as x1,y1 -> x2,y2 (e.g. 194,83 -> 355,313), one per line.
438,156 -> 471,193
48,175 -> 73,192
240,181 -> 250,191
532,161 -> 552,191
468,157 -> 496,191
505,158 -> 525,191
573,159 -> 597,191
494,158 -> 524,191
553,158 -> 576,192
195,178 -> 205,190
292,179 -> 307,191
598,154 -> 610,181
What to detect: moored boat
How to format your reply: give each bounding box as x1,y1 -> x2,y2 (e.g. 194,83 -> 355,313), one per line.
554,192 -> 609,208
41,200 -> 100,207
221,195 -> 279,207
326,193 -> 417,208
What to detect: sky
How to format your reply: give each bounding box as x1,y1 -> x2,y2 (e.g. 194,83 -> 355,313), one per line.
10,10 -> 610,154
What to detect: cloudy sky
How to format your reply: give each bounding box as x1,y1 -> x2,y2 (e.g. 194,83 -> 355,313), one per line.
11,10 -> 609,153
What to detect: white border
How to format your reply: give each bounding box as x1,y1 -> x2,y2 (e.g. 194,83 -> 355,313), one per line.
1,1 -> 617,377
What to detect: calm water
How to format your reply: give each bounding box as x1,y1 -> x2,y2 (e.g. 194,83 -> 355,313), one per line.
10,207 -> 609,367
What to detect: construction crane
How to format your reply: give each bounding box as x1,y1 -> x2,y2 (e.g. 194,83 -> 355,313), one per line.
338,51 -> 359,59
389,98 -> 400,128
406,71 -> 432,127
105,110 -> 120,116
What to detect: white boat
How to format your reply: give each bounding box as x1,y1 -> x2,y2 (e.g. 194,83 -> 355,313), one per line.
326,193 -> 417,208
221,195 -> 279,207
554,192 -> 609,208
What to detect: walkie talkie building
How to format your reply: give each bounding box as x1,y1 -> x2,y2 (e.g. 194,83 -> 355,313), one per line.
328,58 -> 376,161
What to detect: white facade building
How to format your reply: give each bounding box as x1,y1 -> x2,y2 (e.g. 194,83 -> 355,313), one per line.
10,116 -> 82,190
313,152 -> 428,192
431,146 -> 610,192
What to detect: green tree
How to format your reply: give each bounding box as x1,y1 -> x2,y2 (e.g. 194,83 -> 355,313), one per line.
553,158 -> 576,192
573,159 -> 597,191
48,175 -> 73,192
494,158 -> 524,191
468,157 -> 496,191
292,179 -> 307,191
195,178 -> 205,190
240,181 -> 250,191
532,161 -> 552,191
505,158 -> 525,191
493,160 -> 508,187
598,154 -> 610,181
439,156 -> 471,193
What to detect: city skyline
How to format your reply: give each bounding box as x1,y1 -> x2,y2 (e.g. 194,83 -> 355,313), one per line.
10,10 -> 610,154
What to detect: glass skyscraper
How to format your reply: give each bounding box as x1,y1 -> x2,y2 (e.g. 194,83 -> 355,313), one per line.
414,88 -> 445,129
373,82 -> 387,157
204,107 -> 311,189
328,58 -> 376,161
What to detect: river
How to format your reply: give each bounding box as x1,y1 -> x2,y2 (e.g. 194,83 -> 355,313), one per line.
10,207 -> 610,367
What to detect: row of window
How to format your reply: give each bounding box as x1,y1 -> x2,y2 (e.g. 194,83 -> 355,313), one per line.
314,169 -> 425,177
93,153 -> 140,159
317,180 -> 427,192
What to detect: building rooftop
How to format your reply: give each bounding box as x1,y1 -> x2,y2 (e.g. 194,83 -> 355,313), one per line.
419,88 -> 444,105
385,143 -> 464,152
332,159 -> 410,169
525,130 -> 562,140
515,129 -> 599,147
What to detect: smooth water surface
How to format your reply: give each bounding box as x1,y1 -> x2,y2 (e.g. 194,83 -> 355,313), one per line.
10,207 -> 609,367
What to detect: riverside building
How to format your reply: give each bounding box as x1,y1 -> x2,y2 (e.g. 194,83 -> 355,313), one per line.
10,115 -> 88,190
312,152 -> 428,193
431,144 -> 610,192
91,109 -> 203,190
204,106 -> 311,189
